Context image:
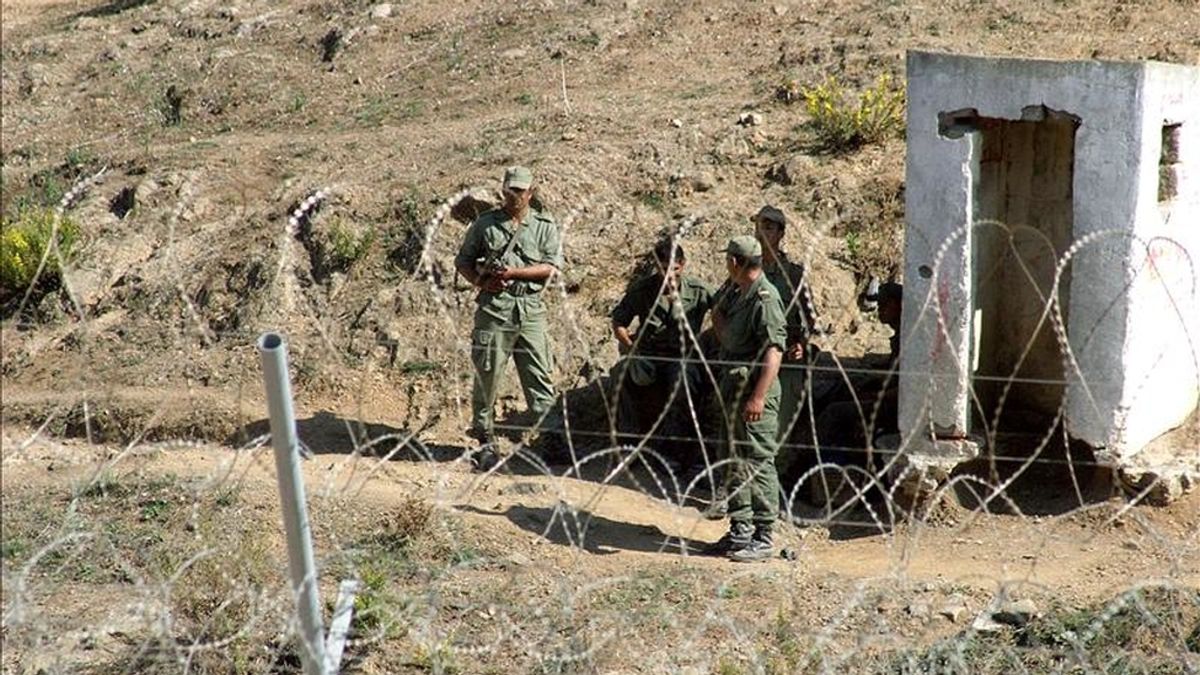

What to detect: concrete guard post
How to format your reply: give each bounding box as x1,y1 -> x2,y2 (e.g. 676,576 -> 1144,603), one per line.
258,332 -> 357,675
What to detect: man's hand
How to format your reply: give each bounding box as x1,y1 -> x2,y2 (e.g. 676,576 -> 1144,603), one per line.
743,394 -> 766,422
481,267 -> 509,293
786,342 -> 805,362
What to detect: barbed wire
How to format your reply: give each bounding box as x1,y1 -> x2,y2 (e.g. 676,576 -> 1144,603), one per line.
2,167 -> 1198,675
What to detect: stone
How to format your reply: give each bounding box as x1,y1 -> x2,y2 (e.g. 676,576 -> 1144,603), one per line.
369,3 -> 393,19
773,5 -> 789,16
691,172 -> 716,192
939,595 -> 969,623
769,154 -> 816,186
738,111 -> 763,126
905,601 -> 930,619
500,47 -> 528,60
670,118 -> 683,128
991,598 -> 1039,627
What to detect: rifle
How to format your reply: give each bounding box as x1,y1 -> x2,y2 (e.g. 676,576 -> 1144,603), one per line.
475,217 -> 526,287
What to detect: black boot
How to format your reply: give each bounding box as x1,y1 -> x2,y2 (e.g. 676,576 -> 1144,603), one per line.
728,525 -> 774,562
704,521 -> 753,555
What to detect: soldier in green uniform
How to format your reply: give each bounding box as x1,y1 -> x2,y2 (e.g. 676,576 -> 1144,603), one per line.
752,205 -> 820,482
706,235 -> 787,562
610,239 -> 714,469
454,166 -> 563,470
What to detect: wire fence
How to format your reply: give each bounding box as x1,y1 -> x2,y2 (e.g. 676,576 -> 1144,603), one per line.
2,171 -> 1199,674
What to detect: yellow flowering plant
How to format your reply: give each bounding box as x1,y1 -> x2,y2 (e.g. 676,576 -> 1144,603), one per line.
801,73 -> 905,152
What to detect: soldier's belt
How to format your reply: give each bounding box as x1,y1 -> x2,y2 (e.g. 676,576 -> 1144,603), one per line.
503,282 -> 537,297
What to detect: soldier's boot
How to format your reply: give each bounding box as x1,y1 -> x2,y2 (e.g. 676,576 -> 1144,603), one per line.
468,431 -> 504,474
704,521 -> 753,555
728,526 -> 775,562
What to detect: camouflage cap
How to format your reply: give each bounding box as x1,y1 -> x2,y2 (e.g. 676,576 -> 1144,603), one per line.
503,165 -> 534,190
751,204 -> 788,227
722,235 -> 762,259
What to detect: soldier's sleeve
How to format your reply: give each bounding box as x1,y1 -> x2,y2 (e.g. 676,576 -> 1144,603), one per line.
537,213 -> 565,269
454,219 -> 484,271
712,280 -> 736,314
695,279 -> 716,312
611,276 -> 650,328
795,262 -> 820,339
758,289 -> 787,353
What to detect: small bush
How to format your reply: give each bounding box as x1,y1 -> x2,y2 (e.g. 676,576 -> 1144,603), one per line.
0,207 -> 81,295
802,73 -> 905,153
322,217 -> 375,272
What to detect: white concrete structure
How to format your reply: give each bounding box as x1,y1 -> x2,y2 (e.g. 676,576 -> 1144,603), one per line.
898,51 -> 1200,486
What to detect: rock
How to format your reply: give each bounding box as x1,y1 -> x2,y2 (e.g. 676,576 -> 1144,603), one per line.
76,17 -> 104,31
906,601 -> 930,619
691,172 -> 716,192
992,598 -> 1039,627
1119,467 -> 1195,506
773,5 -> 789,16
369,3 -> 393,19
560,131 -> 577,141
738,111 -> 763,126
971,613 -> 1006,633
939,595 -> 969,623
623,0 -> 639,9
670,118 -> 683,128
500,47 -> 528,60
770,154 -> 816,186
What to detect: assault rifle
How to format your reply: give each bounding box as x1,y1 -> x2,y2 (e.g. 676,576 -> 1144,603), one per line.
475,218 -> 526,286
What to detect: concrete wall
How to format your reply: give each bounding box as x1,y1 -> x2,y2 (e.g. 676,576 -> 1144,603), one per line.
902,52 -> 1148,470
1115,62 -> 1200,463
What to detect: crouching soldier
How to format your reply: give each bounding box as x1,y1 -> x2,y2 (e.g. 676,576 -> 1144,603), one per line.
706,236 -> 787,562
610,239 -> 714,472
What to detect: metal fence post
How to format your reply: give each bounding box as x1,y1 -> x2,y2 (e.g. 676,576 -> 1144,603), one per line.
258,332 -> 328,675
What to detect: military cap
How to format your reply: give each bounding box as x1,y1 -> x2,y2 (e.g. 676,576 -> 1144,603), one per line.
503,166 -> 534,190
722,235 -> 762,259
751,204 -> 788,227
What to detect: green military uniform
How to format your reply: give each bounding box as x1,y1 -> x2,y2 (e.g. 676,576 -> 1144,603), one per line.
610,274 -> 714,456
762,254 -> 819,474
713,273 -> 787,531
455,206 -> 563,442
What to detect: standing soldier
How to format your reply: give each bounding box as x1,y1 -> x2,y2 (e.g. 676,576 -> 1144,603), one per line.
455,166 -> 563,471
610,238 -> 714,469
706,235 -> 787,561
752,205 -> 820,481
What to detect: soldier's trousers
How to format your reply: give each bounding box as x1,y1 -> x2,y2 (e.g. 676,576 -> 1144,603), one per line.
614,356 -> 706,464
774,362 -> 810,479
470,302 -> 556,441
719,367 -> 781,530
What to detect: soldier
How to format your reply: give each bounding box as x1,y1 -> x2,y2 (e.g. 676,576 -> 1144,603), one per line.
752,205 -> 820,482
610,238 -> 714,470
706,235 -> 787,562
454,166 -> 563,471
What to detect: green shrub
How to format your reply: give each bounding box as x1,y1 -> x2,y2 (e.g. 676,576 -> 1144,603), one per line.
0,207 -> 81,295
802,73 -> 905,152
322,217 -> 375,272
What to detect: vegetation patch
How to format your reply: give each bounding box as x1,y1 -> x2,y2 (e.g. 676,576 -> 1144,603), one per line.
802,74 -> 905,153
0,207 -> 81,298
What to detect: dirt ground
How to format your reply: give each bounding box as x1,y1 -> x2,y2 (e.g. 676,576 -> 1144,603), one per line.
3,0 -> 1200,672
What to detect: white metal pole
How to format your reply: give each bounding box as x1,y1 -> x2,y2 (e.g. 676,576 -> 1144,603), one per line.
258,332 -> 328,675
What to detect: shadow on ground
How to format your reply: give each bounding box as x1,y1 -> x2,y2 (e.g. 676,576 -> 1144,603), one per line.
458,503 -> 711,556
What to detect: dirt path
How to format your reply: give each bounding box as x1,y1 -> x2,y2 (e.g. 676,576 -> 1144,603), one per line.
5,427 -> 1196,600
